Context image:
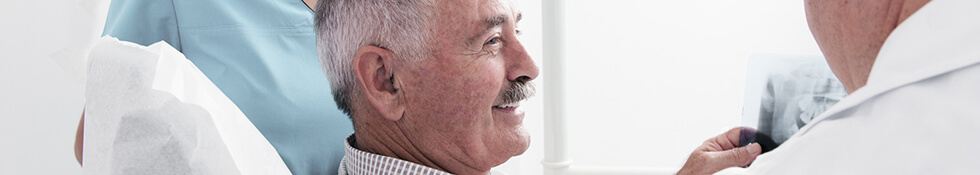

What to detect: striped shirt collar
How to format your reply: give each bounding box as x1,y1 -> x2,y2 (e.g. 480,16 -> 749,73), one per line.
338,135 -> 453,175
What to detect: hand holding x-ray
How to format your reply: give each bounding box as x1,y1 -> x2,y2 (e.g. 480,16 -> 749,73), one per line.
677,127 -> 762,175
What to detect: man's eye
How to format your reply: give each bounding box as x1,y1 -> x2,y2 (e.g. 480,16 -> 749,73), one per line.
484,37 -> 502,46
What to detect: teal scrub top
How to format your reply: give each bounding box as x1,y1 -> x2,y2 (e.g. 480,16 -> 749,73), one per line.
101,0 -> 353,174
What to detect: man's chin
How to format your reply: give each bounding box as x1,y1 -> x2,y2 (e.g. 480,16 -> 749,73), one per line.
513,128 -> 530,155
484,129 -> 530,168
503,128 -> 531,160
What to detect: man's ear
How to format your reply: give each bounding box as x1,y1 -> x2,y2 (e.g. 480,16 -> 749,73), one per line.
352,45 -> 405,121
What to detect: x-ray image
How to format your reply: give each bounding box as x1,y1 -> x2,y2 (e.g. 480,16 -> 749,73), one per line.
742,55 -> 847,145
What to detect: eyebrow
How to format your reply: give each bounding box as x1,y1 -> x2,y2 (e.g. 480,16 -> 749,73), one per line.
485,14 -> 508,31
468,13 -> 520,46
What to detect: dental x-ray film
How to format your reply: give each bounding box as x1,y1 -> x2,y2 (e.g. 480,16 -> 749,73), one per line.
741,54 -> 847,152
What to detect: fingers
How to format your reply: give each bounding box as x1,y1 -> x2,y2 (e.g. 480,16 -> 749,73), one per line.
679,143 -> 761,175
680,129 -> 764,175
721,127 -> 743,149
713,143 -> 762,167
708,127 -> 750,151
738,127 -> 758,147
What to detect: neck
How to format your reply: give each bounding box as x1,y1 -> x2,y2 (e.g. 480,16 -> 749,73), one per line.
827,0 -> 930,93
352,115 -> 490,175
898,0 -> 931,24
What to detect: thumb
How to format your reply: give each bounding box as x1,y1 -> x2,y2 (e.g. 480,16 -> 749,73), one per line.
715,143 -> 761,167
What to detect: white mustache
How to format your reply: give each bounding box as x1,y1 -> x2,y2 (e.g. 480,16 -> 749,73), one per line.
497,81 -> 536,105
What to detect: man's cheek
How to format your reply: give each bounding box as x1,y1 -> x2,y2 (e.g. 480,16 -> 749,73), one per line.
469,73 -> 503,101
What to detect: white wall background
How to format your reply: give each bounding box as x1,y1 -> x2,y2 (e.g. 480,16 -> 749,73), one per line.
0,0 -> 109,174
0,0 -> 821,174
510,0 -> 823,173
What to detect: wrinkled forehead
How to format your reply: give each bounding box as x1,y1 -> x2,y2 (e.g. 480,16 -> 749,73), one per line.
439,0 -> 514,18
435,0 -> 519,37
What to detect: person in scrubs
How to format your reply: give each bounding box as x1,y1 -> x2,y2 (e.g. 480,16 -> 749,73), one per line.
74,0 -> 353,174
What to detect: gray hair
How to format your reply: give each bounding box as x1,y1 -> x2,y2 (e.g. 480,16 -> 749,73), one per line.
314,0 -> 435,116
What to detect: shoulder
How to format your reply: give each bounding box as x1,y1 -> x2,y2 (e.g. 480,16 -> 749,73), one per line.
871,62 -> 980,110
745,63 -> 980,174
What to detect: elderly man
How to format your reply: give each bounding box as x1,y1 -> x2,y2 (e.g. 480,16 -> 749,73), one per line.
315,0 -> 764,174
315,0 -> 537,174
717,0 -> 980,174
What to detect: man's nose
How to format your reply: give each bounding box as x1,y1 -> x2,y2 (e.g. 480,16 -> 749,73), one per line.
505,41 -> 539,82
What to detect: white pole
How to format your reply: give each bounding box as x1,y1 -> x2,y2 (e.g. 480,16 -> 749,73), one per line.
542,0 -> 571,175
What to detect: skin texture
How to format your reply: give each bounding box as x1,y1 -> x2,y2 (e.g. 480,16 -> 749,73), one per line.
805,0 -> 930,93
349,0 -> 538,174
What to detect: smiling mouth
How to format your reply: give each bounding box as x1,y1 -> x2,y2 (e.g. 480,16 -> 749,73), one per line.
492,100 -> 525,125
493,102 -> 523,116
493,101 -> 520,111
